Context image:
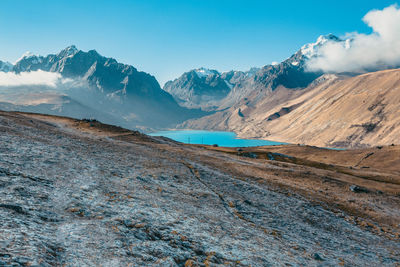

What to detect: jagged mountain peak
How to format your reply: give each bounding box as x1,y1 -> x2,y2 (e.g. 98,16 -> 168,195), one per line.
301,34 -> 341,58
57,45 -> 79,58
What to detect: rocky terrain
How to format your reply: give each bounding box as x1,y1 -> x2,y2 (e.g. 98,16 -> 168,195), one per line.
0,110 -> 399,266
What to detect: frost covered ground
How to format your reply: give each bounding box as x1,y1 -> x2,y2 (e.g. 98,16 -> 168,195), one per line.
0,111 -> 399,266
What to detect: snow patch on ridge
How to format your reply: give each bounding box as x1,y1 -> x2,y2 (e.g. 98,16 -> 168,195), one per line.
224,80 -> 233,89
58,45 -> 79,58
194,68 -> 218,78
15,51 -> 43,64
301,34 -> 341,59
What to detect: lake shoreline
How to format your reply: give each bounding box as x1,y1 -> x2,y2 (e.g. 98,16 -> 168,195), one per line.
150,129 -> 286,147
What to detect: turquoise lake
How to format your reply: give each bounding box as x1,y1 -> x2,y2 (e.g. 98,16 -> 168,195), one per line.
149,130 -> 286,147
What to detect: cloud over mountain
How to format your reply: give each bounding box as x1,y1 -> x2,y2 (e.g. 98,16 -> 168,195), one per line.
306,4 -> 400,73
0,70 -> 68,88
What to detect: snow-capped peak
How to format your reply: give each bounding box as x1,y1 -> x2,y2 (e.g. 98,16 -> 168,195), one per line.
14,51 -> 45,66
301,34 -> 341,58
58,45 -> 79,58
15,51 -> 38,63
194,68 -> 219,78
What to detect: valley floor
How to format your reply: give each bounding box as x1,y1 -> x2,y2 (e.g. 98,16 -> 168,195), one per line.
0,111 -> 399,266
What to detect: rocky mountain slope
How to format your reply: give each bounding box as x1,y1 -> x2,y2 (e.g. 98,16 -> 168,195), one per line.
0,46 -> 204,129
186,69 -> 400,148
0,110 -> 399,265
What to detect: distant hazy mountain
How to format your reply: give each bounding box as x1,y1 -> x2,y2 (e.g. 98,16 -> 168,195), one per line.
0,46 -> 204,129
163,67 -> 259,110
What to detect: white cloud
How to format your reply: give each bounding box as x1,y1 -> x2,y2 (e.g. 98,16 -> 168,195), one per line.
306,4 -> 400,73
0,70 -> 67,87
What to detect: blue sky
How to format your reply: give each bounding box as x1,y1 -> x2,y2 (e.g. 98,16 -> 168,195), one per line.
0,0 -> 396,85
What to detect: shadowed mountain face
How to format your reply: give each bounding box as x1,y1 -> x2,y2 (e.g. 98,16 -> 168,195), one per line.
1,46 -> 204,129
13,46 -> 164,99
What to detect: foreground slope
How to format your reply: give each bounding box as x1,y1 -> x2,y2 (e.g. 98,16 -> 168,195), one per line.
0,111 -> 399,266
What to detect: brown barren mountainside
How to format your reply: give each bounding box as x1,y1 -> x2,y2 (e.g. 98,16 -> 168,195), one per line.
183,69 -> 400,148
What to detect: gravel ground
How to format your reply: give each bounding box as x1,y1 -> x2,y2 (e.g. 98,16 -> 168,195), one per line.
0,112 -> 399,266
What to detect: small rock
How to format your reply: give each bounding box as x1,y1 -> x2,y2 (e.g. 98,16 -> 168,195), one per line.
242,152 -> 257,159
267,153 -> 275,160
312,253 -> 324,261
349,185 -> 370,193
0,204 -> 27,214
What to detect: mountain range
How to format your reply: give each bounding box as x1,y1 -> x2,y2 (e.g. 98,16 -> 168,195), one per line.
1,34 -> 399,147
163,34 -> 342,112
171,34 -> 400,147
0,46 -> 204,129
163,67 -> 259,110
